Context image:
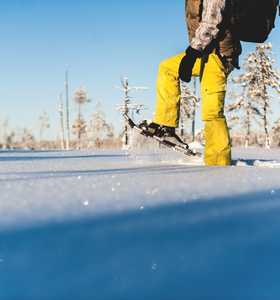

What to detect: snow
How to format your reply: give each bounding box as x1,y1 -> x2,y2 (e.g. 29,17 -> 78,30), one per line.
1,147 -> 280,299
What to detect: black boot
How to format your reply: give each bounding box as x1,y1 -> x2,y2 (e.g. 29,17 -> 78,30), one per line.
138,121 -> 173,136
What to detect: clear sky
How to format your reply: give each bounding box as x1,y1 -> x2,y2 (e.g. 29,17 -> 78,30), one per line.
0,0 -> 280,139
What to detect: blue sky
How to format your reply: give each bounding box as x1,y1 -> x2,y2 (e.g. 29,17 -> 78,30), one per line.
0,0 -> 280,139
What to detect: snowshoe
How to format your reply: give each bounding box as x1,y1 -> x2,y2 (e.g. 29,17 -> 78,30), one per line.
124,114 -> 199,157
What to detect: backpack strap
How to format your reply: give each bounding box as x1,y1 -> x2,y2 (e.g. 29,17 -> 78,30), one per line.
198,0 -> 206,81
199,0 -> 204,21
199,55 -> 207,82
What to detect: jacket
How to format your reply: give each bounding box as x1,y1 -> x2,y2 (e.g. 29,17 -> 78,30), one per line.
185,0 -> 242,68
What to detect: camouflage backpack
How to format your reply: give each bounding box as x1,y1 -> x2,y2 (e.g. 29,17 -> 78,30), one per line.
195,0 -> 279,43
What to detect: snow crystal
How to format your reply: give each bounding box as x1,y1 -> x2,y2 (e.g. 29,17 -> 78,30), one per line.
151,263 -> 158,271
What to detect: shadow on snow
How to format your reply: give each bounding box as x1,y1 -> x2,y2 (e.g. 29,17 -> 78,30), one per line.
0,189 -> 280,300
0,152 -> 128,162
0,165 -> 214,182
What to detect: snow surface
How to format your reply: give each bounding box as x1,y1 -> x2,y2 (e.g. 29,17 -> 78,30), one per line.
1,147 -> 280,299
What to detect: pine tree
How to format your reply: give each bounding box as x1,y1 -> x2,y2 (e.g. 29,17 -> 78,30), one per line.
38,111 -> 50,148
21,128 -> 35,149
88,102 -> 114,148
72,87 -> 90,149
180,79 -> 199,141
227,84 -> 261,147
272,119 -> 280,147
72,117 -> 87,149
0,119 -> 9,149
231,44 -> 280,148
5,131 -> 15,149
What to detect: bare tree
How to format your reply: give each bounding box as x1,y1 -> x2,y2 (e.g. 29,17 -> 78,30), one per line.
116,77 -> 148,148
64,69 -> 71,150
58,93 -> 66,150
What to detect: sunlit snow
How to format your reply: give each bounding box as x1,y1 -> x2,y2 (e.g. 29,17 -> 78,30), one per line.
0,148 -> 280,299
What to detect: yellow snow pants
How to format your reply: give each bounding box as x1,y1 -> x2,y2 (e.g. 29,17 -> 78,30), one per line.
153,52 -> 231,166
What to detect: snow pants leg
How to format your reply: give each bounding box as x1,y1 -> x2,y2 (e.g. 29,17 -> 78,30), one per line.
153,52 -> 231,166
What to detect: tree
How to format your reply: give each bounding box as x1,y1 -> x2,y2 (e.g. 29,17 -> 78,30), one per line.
227,83 -> 262,147
116,77 -> 148,148
272,119 -> 280,147
232,44 -> 280,148
72,117 -> 87,149
21,128 -> 35,149
72,87 -> 90,149
5,131 -> 15,149
88,102 -> 114,148
38,111 -> 50,147
180,79 -> 199,142
58,93 -> 66,150
0,118 -> 9,149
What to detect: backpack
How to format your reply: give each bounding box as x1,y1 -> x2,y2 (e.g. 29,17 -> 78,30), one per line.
229,0 -> 280,43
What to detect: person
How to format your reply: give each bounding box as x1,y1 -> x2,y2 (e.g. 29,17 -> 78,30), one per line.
144,0 -> 242,166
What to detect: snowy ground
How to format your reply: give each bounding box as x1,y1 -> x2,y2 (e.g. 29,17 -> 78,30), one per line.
1,147 -> 280,299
